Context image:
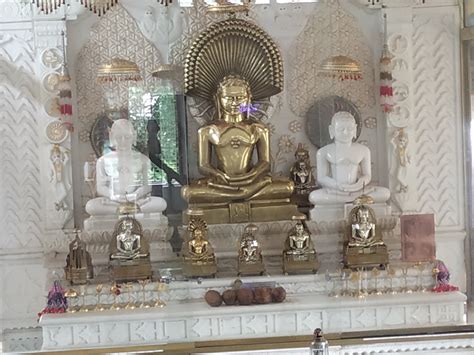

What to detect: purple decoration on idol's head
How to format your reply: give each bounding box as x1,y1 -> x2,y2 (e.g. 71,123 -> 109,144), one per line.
239,103 -> 259,113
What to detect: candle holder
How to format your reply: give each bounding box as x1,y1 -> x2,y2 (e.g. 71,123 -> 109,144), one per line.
65,288 -> 79,313
138,279 -> 151,308
386,265 -> 397,294
401,266 -> 412,293
94,284 -> 106,311
153,282 -> 167,308
414,262 -> 425,292
78,285 -> 90,312
340,269 -> 351,297
110,282 -> 122,310
370,268 -> 382,295
125,283 -> 137,310
353,269 -> 367,299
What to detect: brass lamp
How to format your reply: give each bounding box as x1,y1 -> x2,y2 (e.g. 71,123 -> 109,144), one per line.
309,328 -> 329,355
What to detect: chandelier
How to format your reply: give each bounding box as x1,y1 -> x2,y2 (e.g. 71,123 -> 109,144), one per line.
80,0 -> 119,16
31,0 -> 65,14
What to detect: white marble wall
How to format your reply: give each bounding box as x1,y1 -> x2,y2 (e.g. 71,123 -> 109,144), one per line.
0,0 -> 467,336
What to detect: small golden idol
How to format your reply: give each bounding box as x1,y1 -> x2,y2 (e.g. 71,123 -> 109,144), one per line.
290,143 -> 314,195
109,215 -> 152,282
65,230 -> 94,285
182,209 -> 218,278
343,195 -> 389,269
282,215 -> 319,275
238,224 -> 265,276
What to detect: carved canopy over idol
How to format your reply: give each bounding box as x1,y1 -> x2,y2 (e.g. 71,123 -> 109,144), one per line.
184,18 -> 284,101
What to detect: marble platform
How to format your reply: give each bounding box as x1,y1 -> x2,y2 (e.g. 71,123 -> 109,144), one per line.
39,291 -> 466,350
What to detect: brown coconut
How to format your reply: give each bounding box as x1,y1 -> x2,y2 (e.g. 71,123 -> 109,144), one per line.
204,290 -> 222,307
236,287 -> 254,305
222,289 -> 238,306
254,287 -> 273,304
271,287 -> 286,303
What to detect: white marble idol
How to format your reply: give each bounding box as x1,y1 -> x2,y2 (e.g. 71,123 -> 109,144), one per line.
309,111 -> 390,221
84,119 -> 167,231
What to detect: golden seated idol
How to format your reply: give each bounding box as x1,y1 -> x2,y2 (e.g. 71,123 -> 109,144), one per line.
238,224 -> 265,276
109,216 -> 152,282
181,18 -> 298,224
182,210 -> 218,278
343,195 -> 389,269
282,215 -> 319,275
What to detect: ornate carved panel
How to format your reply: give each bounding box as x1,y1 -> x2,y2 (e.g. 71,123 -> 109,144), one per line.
411,8 -> 463,229
0,32 -> 43,250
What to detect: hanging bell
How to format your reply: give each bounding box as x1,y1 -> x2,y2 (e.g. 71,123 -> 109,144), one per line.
309,328 -> 329,355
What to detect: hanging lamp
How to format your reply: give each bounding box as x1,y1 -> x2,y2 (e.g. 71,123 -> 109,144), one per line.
318,0 -> 362,81
80,0 -> 119,16
319,55 -> 362,81
31,0 -> 66,14
157,0 -> 173,6
97,58 -> 142,83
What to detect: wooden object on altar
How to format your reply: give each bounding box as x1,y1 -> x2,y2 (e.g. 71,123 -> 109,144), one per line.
109,215 -> 152,282
400,214 -> 436,262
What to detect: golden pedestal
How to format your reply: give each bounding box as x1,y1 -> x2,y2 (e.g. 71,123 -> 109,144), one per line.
343,244 -> 389,269
110,260 -> 152,283
182,260 -> 218,278
282,253 -> 319,275
238,260 -> 265,276
64,268 -> 88,285
184,201 -> 300,225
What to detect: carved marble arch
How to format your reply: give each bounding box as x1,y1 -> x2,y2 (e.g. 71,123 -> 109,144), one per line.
288,0 -> 375,120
